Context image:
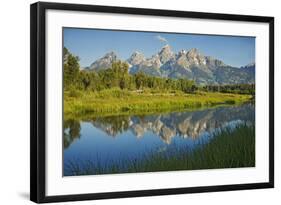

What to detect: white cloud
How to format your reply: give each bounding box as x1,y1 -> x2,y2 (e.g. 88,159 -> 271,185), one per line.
155,35 -> 168,44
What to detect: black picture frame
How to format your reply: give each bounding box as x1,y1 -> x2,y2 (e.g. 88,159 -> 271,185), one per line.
30,1 -> 274,203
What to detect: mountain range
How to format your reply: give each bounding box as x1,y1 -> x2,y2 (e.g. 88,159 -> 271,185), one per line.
86,45 -> 255,85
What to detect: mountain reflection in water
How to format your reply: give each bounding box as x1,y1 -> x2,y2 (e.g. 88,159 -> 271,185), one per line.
64,103 -> 255,148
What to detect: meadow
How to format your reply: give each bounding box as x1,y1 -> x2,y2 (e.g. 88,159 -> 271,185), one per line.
64,88 -> 252,118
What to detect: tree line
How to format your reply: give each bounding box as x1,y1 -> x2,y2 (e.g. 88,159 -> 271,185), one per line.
63,47 -> 254,95
201,84 -> 255,95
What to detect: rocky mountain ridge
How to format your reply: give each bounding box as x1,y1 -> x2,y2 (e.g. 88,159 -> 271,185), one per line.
87,45 -> 255,85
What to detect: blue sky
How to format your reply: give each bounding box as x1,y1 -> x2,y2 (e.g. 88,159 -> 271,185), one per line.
63,28 -> 255,68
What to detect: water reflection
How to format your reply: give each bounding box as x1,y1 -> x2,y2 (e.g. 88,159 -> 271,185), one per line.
64,103 -> 254,148
64,119 -> 81,149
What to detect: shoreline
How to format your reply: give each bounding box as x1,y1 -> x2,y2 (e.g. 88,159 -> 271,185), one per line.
64,89 -> 253,119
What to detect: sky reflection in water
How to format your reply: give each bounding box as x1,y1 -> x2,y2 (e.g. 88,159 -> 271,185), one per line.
63,103 -> 255,175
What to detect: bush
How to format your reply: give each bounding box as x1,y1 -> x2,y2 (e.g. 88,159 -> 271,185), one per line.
96,88 -> 132,98
68,89 -> 81,98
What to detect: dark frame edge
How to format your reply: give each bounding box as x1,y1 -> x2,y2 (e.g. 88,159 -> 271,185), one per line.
30,2 -> 47,203
42,182 -> 273,203
30,2 -> 39,203
268,17 -> 274,188
30,1 -> 274,203
35,1 -> 274,22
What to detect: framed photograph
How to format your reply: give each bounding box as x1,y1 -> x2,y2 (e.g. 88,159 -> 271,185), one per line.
30,2 -> 274,203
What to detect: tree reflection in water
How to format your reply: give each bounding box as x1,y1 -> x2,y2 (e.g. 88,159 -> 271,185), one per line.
64,119 -> 81,149
64,103 -> 254,148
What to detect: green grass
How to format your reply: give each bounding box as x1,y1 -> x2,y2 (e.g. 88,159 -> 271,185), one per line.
64,88 -> 252,119
64,124 -> 255,176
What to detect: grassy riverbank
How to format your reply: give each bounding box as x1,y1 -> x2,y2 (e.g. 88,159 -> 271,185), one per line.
64,124 -> 255,176
64,88 -> 252,119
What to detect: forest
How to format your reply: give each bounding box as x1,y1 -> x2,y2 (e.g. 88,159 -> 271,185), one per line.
64,47 -> 255,95
63,47 -> 254,118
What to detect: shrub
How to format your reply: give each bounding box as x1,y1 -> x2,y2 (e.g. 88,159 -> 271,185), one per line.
68,89 -> 81,98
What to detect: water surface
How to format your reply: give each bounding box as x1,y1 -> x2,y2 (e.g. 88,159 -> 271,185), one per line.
63,103 -> 255,176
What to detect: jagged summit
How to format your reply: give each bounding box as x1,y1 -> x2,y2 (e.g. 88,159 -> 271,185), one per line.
240,62 -> 255,75
127,51 -> 146,66
90,51 -> 117,71
158,44 -> 174,64
162,44 -> 170,48
87,47 -> 255,85
179,49 -> 187,53
187,48 -> 206,66
241,62 -> 255,68
205,56 -> 226,68
104,51 -> 117,57
187,48 -> 200,55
